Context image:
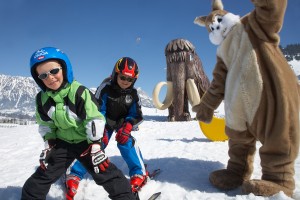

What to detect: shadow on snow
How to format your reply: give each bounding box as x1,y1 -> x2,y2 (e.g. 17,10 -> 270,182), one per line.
0,186 -> 59,200
0,155 -> 239,199
109,156 -> 240,196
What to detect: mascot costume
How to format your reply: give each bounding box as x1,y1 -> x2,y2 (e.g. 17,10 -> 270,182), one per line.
193,0 -> 299,197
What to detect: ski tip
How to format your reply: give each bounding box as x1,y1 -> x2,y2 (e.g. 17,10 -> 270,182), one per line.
149,168 -> 161,179
148,192 -> 161,200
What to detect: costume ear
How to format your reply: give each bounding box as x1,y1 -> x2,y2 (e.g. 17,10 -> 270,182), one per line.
194,16 -> 207,27
212,0 -> 224,11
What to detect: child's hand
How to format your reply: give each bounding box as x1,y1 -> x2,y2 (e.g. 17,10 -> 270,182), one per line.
80,143 -> 110,173
116,122 -> 133,144
101,129 -> 109,147
90,143 -> 110,173
39,147 -> 53,170
39,139 -> 56,171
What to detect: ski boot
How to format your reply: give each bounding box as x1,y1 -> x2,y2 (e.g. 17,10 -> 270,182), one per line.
66,175 -> 81,200
130,171 -> 149,192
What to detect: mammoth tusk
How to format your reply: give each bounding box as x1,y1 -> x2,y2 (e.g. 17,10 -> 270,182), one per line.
186,78 -> 201,107
152,81 -> 173,110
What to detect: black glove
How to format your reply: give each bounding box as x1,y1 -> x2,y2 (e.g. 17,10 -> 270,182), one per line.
81,142 -> 110,173
39,139 -> 56,171
39,148 -> 51,170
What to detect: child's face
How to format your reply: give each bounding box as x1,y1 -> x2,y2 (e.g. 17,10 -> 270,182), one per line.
117,73 -> 134,89
36,60 -> 64,91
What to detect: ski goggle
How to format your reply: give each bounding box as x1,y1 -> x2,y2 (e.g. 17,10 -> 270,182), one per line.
119,75 -> 134,82
38,67 -> 62,80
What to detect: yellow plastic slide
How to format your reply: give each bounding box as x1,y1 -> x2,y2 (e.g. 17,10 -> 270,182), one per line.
199,116 -> 228,141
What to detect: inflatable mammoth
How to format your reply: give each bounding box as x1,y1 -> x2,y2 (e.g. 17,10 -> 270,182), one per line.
153,38 -> 210,121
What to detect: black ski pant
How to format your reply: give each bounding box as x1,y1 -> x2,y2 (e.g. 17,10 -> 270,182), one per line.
21,139 -> 135,200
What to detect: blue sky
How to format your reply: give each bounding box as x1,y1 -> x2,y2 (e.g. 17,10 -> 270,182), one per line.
0,0 -> 299,96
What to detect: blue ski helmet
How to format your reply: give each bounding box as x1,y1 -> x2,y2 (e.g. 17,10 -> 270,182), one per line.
30,47 -> 74,91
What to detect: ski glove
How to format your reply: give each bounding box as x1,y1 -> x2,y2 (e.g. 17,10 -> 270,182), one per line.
81,142 -> 110,173
116,122 -> 133,144
39,139 -> 56,171
102,128 -> 109,148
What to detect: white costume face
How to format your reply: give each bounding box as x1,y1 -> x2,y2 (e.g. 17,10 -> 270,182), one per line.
208,14 -> 225,45
208,13 -> 240,45
194,0 -> 240,45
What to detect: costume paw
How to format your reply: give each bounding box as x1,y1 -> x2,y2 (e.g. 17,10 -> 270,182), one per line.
192,103 -> 214,123
209,169 -> 244,190
242,179 -> 293,197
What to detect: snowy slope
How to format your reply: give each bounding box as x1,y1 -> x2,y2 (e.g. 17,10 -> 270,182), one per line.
0,106 -> 299,200
290,60 -> 300,80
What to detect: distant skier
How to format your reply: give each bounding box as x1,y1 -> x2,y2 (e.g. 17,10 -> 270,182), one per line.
66,57 -> 149,199
21,47 -> 135,200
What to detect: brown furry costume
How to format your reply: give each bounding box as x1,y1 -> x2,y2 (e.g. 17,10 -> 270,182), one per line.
193,0 -> 299,197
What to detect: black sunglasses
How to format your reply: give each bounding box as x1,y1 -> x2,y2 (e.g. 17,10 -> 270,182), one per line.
38,67 -> 62,80
119,75 -> 134,82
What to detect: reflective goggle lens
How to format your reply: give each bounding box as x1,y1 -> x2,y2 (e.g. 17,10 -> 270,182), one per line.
38,67 -> 62,80
119,75 -> 134,82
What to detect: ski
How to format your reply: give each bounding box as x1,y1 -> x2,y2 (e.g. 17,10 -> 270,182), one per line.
147,192 -> 161,200
134,191 -> 161,200
148,168 -> 161,179
149,169 -> 161,179
144,163 -> 161,179
134,168 -> 161,191
133,168 -> 161,200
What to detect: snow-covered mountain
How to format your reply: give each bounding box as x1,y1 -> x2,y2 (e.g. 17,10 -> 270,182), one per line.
0,74 -> 154,120
281,44 -> 300,80
136,87 -> 155,108
0,75 -> 38,118
0,46 -> 298,120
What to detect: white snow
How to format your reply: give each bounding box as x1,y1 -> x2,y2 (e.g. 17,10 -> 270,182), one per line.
0,105 -> 299,200
290,60 -> 300,77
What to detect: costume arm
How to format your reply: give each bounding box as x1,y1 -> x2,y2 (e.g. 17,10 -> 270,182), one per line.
200,57 -> 227,110
249,0 -> 287,42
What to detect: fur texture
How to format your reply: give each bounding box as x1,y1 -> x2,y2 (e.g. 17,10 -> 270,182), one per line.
164,38 -> 210,121
194,0 -> 300,197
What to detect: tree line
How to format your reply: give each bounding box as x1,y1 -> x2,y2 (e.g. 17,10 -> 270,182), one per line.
0,118 -> 36,125
280,43 -> 300,61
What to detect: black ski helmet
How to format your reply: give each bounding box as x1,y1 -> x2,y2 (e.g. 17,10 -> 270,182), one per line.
111,57 -> 139,84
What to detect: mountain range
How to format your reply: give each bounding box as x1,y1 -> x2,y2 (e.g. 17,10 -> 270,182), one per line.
0,75 -> 154,120
0,46 -> 299,121
281,44 -> 300,80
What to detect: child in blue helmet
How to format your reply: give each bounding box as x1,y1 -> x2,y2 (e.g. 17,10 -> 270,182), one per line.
66,57 -> 148,197
21,47 -> 135,200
